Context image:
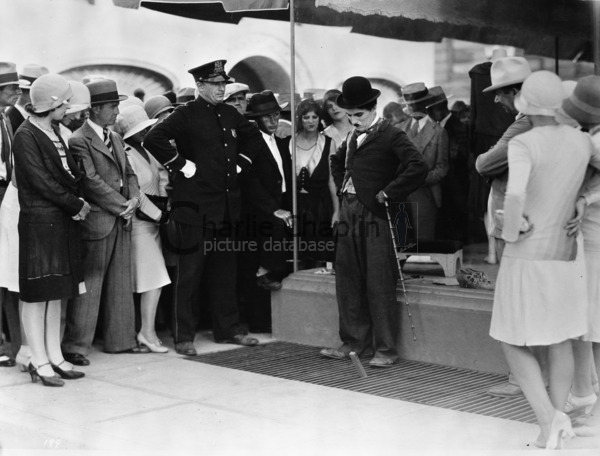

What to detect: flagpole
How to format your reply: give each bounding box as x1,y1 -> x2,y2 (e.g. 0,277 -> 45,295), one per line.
290,0 -> 298,272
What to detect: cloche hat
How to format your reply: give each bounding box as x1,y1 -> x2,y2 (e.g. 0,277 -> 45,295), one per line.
514,71 -> 564,116
562,75 -> 600,125
117,105 -> 157,140
30,73 -> 73,113
144,95 -> 174,119
65,80 -> 91,114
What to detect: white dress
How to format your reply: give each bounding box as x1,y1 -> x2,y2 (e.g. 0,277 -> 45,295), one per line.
126,145 -> 171,293
0,183 -> 19,292
490,125 -> 597,346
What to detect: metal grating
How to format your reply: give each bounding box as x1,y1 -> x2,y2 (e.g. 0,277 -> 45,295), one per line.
186,341 -> 550,424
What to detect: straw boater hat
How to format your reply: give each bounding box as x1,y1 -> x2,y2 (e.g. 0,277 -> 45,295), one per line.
144,95 -> 173,119
336,76 -> 381,109
483,57 -> 532,93
116,105 -> 157,140
86,79 -> 128,105
424,86 -> 453,109
514,71 -> 564,116
401,82 -> 441,115
0,62 -> 20,87
65,80 -> 91,114
188,59 -> 230,83
246,91 -> 287,117
30,73 -> 73,113
562,75 -> 600,125
19,64 -> 49,89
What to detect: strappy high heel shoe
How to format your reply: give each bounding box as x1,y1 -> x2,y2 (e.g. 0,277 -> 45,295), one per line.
51,361 -> 85,380
28,363 -> 65,387
546,411 -> 575,450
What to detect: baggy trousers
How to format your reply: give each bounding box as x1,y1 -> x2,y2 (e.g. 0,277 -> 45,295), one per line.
334,194 -> 399,361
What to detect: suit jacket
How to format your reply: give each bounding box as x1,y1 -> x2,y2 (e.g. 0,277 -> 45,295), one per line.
241,135 -> 292,218
69,121 -> 140,241
144,98 -> 264,227
400,117 -> 449,208
6,105 -> 25,133
330,120 -> 428,219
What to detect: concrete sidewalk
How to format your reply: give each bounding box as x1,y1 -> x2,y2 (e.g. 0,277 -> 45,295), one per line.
0,331 -> 598,456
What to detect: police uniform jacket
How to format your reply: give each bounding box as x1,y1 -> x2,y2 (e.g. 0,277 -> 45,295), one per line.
144,98 -> 264,227
330,119 -> 428,219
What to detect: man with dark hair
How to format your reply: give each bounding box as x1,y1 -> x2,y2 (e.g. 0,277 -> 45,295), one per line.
144,59 -> 264,355
322,76 -> 428,368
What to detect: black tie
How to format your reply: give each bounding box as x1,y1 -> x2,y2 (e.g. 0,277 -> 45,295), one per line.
104,128 -> 123,191
1,114 -> 13,183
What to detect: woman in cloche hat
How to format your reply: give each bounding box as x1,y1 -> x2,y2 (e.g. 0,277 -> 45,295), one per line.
489,70 -> 598,448
116,105 -> 170,353
13,73 -> 91,386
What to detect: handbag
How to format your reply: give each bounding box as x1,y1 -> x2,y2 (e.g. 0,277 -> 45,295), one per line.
136,194 -> 169,223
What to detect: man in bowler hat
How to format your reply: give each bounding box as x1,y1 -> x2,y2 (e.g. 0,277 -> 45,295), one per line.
61,79 -> 143,365
144,59 -> 264,354
322,76 -> 428,367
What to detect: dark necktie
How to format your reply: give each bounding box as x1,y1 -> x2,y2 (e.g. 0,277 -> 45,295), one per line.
1,113 -> 13,183
104,128 -> 123,191
410,120 -> 419,138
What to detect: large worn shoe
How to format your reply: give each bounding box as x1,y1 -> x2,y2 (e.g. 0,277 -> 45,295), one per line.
0,355 -> 15,367
486,382 -> 523,398
256,274 -> 282,291
319,347 -> 349,360
216,335 -> 259,346
63,352 -> 90,366
368,357 -> 397,368
175,341 -> 198,356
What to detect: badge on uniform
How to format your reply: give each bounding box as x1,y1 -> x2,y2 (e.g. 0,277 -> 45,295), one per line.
231,129 -> 237,138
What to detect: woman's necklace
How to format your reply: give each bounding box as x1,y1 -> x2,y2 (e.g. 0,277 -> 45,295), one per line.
30,118 -> 55,134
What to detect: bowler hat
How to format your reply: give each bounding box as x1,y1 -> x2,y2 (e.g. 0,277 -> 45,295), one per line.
19,64 -> 50,89
336,76 -> 380,109
117,105 -> 157,140
65,80 -> 91,114
514,71 -> 563,116
483,57 -> 531,93
0,62 -> 19,87
188,60 -> 230,83
144,95 -> 173,119
175,87 -> 196,105
246,91 -> 286,117
86,79 -> 128,105
30,74 -> 73,113
562,75 -> 600,125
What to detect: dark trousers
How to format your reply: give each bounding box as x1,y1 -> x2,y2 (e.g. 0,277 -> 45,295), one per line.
171,222 -> 241,343
0,289 -> 20,357
62,220 -> 136,354
334,194 -> 399,361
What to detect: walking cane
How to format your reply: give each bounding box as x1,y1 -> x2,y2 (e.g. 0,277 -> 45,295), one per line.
384,200 -> 417,341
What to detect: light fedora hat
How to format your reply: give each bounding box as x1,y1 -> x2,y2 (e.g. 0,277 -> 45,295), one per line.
116,105 -> 157,140
0,62 -> 20,87
224,82 -> 250,101
65,80 -> 91,114
514,71 -> 564,116
562,75 -> 600,125
30,74 -> 73,113
19,64 -> 50,89
483,57 -> 532,93
86,79 -> 128,105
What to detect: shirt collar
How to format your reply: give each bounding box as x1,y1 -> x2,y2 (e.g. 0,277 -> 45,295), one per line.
439,112 -> 452,128
87,119 -> 105,140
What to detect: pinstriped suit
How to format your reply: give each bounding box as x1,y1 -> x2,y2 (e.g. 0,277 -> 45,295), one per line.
62,120 -> 141,355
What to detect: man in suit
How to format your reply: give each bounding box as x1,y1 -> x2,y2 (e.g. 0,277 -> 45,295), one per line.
0,62 -> 22,367
144,60 -> 265,355
238,91 -> 293,331
61,79 -> 142,366
6,64 -> 49,132
426,88 -> 470,242
399,83 -> 449,241
322,76 -> 428,367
